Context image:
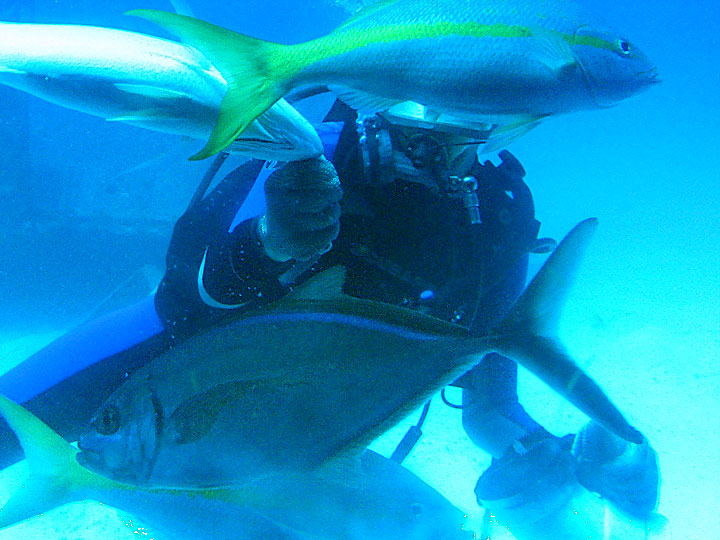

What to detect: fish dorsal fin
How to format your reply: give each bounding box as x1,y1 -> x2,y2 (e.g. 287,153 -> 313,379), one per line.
169,0 -> 195,17
329,85 -> 402,115
335,0 -> 402,30
284,266 -> 347,301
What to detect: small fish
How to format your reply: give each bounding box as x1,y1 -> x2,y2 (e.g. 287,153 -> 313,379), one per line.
77,219 -> 643,488
128,0 -> 659,159
0,22 -> 322,160
0,395 -> 471,540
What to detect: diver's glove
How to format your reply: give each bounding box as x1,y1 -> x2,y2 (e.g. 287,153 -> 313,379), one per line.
258,155 -> 342,262
572,421 -> 660,517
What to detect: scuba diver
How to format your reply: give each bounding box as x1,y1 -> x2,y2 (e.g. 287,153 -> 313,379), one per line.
0,96 -> 661,539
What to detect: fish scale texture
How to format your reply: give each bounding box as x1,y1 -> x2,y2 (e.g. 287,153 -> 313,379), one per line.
334,0 -> 587,32
288,0 -> 594,95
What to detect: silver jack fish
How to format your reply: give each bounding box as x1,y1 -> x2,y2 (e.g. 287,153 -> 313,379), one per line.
0,396 -> 471,540
128,0 -> 659,159
0,22 -> 322,161
77,219 -> 643,488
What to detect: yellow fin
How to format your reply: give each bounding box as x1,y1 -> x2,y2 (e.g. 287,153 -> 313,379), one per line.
127,10 -> 289,160
0,396 -> 78,530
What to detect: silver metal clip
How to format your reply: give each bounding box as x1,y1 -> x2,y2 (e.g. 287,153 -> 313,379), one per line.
461,176 -> 481,225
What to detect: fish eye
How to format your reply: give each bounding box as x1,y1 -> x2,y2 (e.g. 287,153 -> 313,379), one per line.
97,405 -> 121,435
616,39 -> 631,56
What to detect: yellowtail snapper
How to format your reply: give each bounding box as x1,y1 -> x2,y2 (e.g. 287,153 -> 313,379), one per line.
0,22 -> 322,161
128,0 -> 659,159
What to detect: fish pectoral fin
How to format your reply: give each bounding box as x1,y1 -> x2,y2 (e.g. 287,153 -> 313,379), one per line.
0,66 -> 27,75
233,98 -> 323,155
529,27 -> 579,75
114,83 -> 197,100
169,381 -> 252,444
106,108 -> 170,123
329,86 -> 403,115
481,116 -> 546,153
169,377 -> 313,444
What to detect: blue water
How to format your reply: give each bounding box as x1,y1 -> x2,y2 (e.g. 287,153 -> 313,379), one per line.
1,0 -> 719,539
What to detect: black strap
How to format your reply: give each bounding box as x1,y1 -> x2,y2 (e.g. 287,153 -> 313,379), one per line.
185,151 -> 230,212
390,400 -> 431,464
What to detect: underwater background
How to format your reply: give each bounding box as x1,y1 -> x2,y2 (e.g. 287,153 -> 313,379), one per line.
0,0 -> 718,539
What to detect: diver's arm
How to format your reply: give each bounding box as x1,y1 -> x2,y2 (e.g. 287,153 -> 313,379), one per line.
155,156 -> 341,334
197,156 -> 342,303
154,159 -> 273,332
204,156 -> 342,300
196,218 -> 294,308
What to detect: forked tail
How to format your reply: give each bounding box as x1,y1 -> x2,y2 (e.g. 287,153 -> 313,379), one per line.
0,395 -> 100,530
492,218 -> 643,444
127,10 -> 290,160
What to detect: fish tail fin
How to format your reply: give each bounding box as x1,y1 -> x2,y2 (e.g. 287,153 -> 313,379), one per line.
0,395 -> 96,530
492,218 -> 644,444
127,10 -> 291,160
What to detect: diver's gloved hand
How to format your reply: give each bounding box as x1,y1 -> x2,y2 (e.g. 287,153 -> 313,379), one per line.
258,155 -> 342,262
572,421 -> 660,517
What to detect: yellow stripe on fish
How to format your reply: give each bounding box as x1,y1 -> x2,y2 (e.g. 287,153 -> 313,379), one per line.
282,22 -> 620,77
128,2 -> 657,160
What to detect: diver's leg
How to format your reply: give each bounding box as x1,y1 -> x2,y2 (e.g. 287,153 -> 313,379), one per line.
461,353 -> 550,458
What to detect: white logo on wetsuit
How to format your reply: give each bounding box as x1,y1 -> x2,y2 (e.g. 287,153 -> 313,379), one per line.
197,248 -> 247,309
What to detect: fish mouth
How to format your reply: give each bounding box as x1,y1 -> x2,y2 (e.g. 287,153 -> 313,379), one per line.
76,446 -> 101,469
641,67 -> 662,85
76,432 -> 110,471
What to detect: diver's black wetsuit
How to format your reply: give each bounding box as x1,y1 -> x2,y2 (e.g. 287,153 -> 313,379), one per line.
0,105 -> 543,468
156,105 -> 547,456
